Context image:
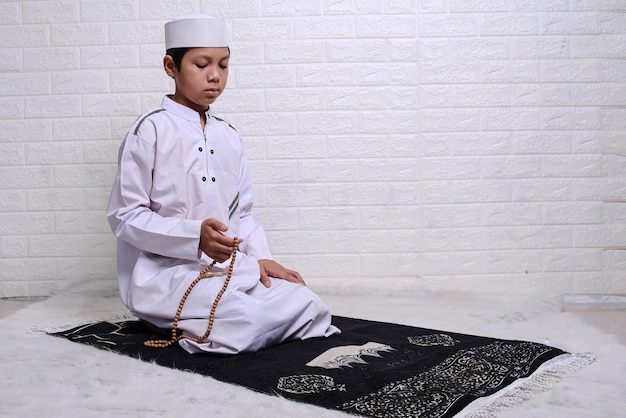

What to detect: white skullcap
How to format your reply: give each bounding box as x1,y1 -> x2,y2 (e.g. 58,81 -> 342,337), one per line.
164,14 -> 229,49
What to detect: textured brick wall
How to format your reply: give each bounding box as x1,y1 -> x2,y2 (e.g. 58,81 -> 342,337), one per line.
1,0 -> 625,297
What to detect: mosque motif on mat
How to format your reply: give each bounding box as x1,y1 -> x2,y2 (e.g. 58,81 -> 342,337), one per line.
276,337 -> 553,417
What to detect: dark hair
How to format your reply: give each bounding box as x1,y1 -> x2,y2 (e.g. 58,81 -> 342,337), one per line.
165,47 -> 231,70
166,48 -> 190,70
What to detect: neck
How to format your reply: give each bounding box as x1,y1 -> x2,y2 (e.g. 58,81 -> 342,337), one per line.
199,110 -> 207,130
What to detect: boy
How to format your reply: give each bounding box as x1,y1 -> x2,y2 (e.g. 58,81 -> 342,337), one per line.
107,15 -> 339,354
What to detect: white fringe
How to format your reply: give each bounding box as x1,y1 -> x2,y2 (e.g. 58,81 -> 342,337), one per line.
29,311 -> 137,335
460,351 -> 597,417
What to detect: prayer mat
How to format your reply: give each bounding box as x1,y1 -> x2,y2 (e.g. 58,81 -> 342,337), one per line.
51,316 -> 578,417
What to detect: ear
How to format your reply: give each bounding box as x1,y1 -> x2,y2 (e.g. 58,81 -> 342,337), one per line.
163,55 -> 177,78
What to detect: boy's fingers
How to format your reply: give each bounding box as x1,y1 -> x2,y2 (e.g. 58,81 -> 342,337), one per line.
260,270 -> 271,288
205,218 -> 228,232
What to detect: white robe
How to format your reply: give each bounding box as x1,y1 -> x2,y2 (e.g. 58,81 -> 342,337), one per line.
107,96 -> 339,354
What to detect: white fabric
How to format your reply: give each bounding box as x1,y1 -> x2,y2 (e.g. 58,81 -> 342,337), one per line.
107,96 -> 339,354
165,14 -> 229,49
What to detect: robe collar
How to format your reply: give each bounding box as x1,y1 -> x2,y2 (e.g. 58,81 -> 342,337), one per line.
163,95 -> 212,123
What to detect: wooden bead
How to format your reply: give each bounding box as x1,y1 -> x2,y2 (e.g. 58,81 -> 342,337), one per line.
144,237 -> 240,348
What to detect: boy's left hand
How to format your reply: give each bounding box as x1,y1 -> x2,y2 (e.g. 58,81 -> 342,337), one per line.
258,259 -> 306,288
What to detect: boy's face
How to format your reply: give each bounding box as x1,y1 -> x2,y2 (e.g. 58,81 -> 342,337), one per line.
164,47 -> 230,113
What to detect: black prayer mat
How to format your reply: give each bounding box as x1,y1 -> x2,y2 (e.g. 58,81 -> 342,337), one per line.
52,316 -> 569,417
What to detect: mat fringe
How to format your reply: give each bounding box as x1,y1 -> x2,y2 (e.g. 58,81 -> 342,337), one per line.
461,351 -> 597,417
30,311 -> 137,335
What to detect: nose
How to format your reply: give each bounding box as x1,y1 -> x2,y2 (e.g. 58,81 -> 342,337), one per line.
208,64 -> 220,82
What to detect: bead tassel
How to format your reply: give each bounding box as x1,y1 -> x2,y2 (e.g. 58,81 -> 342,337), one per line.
143,238 -> 239,348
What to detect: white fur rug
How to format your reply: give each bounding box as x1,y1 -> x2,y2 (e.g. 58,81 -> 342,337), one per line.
1,280 -> 623,418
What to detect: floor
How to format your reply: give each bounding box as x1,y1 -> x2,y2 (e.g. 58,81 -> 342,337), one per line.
0,297 -> 47,319
2,295 -> 626,345
561,299 -> 626,346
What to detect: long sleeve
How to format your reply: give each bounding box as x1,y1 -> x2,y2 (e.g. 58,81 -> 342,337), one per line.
107,118 -> 203,261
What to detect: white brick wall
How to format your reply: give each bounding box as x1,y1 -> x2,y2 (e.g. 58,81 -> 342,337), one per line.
1,0 -> 625,297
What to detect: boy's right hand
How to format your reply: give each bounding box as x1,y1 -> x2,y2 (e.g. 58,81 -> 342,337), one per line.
199,218 -> 242,263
